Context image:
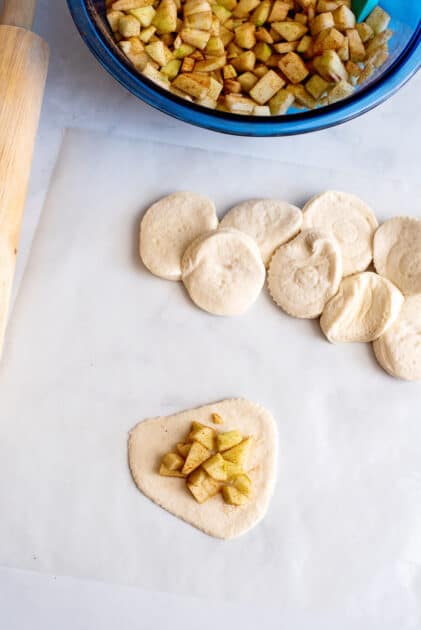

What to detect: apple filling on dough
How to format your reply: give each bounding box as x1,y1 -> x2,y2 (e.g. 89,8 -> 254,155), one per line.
128,399 -> 277,539
160,420 -> 254,506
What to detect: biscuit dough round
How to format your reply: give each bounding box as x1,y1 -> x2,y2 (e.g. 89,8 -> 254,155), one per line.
181,228 -> 266,316
373,217 -> 421,296
128,399 -> 278,539
320,272 -> 404,343
373,295 -> 421,381
139,192 -> 218,281
220,199 -> 303,266
302,191 -> 378,276
267,229 -> 342,319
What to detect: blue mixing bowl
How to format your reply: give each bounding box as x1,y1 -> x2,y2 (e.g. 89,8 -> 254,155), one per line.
67,0 -> 420,136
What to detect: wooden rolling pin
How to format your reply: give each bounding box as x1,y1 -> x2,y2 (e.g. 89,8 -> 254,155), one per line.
0,0 -> 49,358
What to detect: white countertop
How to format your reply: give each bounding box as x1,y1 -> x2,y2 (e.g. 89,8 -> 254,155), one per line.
1,0 -> 420,627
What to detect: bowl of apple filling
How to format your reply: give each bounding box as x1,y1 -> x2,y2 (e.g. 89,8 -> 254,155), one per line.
67,0 -> 420,135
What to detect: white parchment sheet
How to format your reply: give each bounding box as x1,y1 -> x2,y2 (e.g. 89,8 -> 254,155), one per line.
0,129 -> 420,624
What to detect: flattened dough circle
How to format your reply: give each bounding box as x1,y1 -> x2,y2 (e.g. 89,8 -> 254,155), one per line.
267,229 -> 342,319
181,228 -> 266,316
320,271 -> 404,343
302,191 -> 378,276
373,217 -> 421,296
373,295 -> 421,381
220,199 -> 302,266
139,192 -> 218,281
128,399 -> 278,539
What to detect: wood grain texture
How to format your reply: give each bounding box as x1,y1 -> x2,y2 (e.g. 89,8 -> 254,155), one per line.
1,0 -> 37,29
0,26 -> 49,357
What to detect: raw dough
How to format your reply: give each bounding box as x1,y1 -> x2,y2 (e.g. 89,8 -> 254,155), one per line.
267,229 -> 342,319
128,399 -> 278,539
302,191 -> 378,276
373,295 -> 421,381
181,228 -> 266,316
220,199 -> 302,266
373,216 -> 421,296
320,271 -> 404,343
139,192 -> 218,281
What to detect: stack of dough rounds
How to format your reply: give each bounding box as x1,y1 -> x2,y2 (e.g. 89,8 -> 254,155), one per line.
373,217 -> 421,296
181,228 -> 265,316
139,192 -> 218,281
220,199 -> 302,266
373,295 -> 421,381
267,229 -> 342,319
320,272 -> 404,343
302,191 -> 378,276
138,190 -> 420,379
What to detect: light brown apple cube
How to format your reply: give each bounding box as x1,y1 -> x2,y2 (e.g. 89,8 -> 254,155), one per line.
107,10 -> 124,32
268,0 -> 289,22
222,485 -> 249,505
287,83 -> 316,108
310,12 -> 334,36
269,87 -> 294,114
232,473 -> 252,497
317,0 -> 340,10
225,93 -> 255,113
313,27 -> 344,54
187,468 -> 221,503
217,430 -> 243,452
187,424 -> 215,449
159,464 -> 185,477
195,56 -> 226,71
180,27 -> 211,49
182,441 -> 212,475
161,452 -> 184,471
305,73 -> 329,99
337,36 -> 349,61
231,50 -> 256,72
356,22 -> 374,43
254,105 -> 271,115
119,15 -> 141,37
208,76 -> 223,99
346,28 -> 366,62
365,6 -> 391,34
238,71 -> 259,91
235,22 -> 256,49
272,21 -> 308,42
327,78 -> 354,103
332,5 -> 355,31
249,69 -> 285,103
297,34 -> 312,54
274,41 -> 298,54
313,49 -> 347,82
202,453 -> 228,481
278,51 -> 309,84
222,437 -> 252,466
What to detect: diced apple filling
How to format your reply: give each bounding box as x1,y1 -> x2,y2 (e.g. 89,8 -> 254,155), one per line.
158,415 -> 255,506
108,0 -> 392,115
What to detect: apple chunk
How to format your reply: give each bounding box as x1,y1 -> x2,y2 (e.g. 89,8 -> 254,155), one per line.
222,437 -> 252,466
187,468 -> 221,503
222,486 -> 249,505
182,441 -> 211,475
188,424 -> 216,449
217,430 -> 243,452
202,453 -> 228,481
232,473 -> 252,497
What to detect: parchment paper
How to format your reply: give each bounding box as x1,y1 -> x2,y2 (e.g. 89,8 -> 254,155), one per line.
0,129 -> 420,624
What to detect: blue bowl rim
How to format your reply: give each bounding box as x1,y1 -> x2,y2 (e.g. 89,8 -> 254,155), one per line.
67,0 -> 421,136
